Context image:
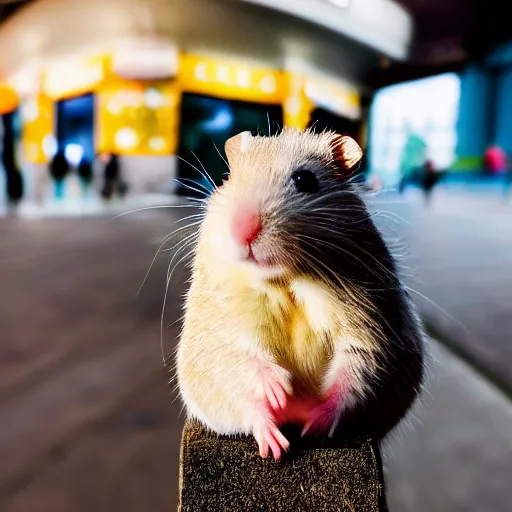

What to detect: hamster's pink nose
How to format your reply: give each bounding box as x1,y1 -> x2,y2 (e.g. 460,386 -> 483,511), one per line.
231,208 -> 262,246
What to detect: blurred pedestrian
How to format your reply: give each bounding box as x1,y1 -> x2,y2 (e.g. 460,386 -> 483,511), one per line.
484,145 -> 506,175
1,112 -> 23,210
422,159 -> 442,205
49,149 -> 70,199
77,155 -> 93,196
398,132 -> 427,195
100,153 -> 128,201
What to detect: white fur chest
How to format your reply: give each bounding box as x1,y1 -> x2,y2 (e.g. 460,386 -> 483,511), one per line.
289,278 -> 336,335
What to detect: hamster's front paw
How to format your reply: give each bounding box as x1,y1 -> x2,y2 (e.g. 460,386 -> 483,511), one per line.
254,360 -> 292,414
251,412 -> 290,459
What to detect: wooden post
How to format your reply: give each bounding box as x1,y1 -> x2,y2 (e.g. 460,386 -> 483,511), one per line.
178,420 -> 388,512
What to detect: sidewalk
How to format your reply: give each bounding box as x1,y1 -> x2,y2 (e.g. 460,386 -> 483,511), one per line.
385,340 -> 512,512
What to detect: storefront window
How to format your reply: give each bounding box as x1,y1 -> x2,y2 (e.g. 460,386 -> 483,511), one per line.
177,94 -> 282,195
56,94 -> 95,165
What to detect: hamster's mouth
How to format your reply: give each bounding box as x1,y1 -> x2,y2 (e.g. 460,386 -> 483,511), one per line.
247,247 -> 273,267
239,245 -> 287,279
235,238 -> 287,276
241,244 -> 280,269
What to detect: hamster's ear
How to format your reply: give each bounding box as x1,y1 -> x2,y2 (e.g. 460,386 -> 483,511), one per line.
330,135 -> 363,177
225,131 -> 252,165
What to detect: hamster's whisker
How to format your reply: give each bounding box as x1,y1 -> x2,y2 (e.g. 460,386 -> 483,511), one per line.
177,155 -> 216,190
297,235 -> 397,296
300,201 -> 370,218
191,150 -> 208,174
337,235 -> 400,283
190,151 -> 218,190
176,198 -> 208,210
304,203 -> 368,214
211,139 -> 230,169
293,216 -> 362,238
308,214 -> 370,228
175,176 -> 211,191
303,213 -> 371,230
137,236 -> 173,298
161,238 -> 198,363
108,203 -> 201,222
295,207 -> 369,222
297,248 -> 335,286
300,188 -> 355,205
297,234 -> 380,281
174,213 -> 205,225
372,209 -> 413,228
158,221 -> 202,250
162,230 -> 201,255
296,215 -> 372,234
294,241 -> 349,286
113,201 -> 203,306
404,286 -> 469,334
168,235 -> 199,270
137,224 -> 200,297
370,212 -> 407,231
295,219 -> 400,284
164,218 -> 203,239
365,198 -> 407,206
175,177 -> 212,195
166,315 -> 185,331
173,178 -> 210,198
161,228 -> 201,254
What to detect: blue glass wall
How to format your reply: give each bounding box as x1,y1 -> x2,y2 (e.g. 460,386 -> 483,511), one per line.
455,65 -> 493,171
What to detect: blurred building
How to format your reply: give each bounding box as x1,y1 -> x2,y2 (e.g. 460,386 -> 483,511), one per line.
366,0 -> 512,186
369,50 -> 512,186
0,0 -> 411,207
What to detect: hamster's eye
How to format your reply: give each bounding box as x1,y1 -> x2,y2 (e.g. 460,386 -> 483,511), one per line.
291,169 -> 319,193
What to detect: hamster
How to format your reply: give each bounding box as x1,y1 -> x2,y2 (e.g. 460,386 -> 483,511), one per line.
177,128 -> 425,460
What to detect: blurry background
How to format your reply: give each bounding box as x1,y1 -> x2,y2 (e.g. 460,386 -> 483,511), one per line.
0,0 -> 511,511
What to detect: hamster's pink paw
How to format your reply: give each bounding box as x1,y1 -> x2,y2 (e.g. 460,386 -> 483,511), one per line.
255,361 -> 292,413
301,392 -> 343,438
279,396 -> 319,424
253,416 -> 290,460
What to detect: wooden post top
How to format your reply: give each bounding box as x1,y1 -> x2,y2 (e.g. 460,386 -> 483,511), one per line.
178,420 -> 388,512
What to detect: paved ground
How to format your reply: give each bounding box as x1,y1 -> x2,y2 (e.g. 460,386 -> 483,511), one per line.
0,212 -> 189,511
0,186 -> 511,511
385,341 -> 512,512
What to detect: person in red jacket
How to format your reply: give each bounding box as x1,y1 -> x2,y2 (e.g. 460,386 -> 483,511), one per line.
484,145 -> 507,175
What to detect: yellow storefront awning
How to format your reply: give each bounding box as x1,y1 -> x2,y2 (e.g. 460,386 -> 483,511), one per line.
178,54 -> 285,105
